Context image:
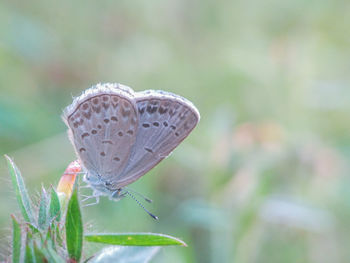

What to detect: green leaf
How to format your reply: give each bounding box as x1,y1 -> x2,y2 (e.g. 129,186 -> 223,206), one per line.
24,231 -> 34,263
49,187 -> 61,222
5,155 -> 36,226
33,242 -> 47,263
85,233 -> 187,247
11,215 -> 22,263
89,246 -> 160,263
55,224 -> 63,247
43,246 -> 66,263
38,187 -> 48,230
66,187 -> 83,262
45,226 -> 56,251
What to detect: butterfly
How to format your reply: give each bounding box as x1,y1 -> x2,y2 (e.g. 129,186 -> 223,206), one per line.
62,83 -> 200,218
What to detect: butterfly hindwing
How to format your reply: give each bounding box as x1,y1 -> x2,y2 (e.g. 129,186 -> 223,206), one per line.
114,90 -> 200,188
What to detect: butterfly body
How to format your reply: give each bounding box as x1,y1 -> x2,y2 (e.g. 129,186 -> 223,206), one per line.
62,83 -> 200,200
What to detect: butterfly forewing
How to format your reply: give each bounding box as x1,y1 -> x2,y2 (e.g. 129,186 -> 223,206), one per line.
114,90 -> 200,188
62,85 -> 138,182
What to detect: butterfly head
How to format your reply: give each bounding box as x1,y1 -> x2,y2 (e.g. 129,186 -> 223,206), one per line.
110,188 -> 127,201
83,173 -> 123,200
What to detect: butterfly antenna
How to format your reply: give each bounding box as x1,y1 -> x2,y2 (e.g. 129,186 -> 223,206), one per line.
125,191 -> 159,220
124,187 -> 153,203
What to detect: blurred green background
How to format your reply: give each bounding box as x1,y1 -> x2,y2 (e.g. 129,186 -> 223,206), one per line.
1,0 -> 350,262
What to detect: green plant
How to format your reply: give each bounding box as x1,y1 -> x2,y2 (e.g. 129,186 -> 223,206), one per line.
5,155 -> 186,262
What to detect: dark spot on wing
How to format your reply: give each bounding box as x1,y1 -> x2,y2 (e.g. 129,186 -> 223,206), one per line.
139,107 -> 145,115
147,105 -> 157,114
145,147 -> 153,153
92,106 -> 101,113
169,108 -> 176,116
121,107 -> 131,117
81,132 -> 89,139
159,106 -> 168,114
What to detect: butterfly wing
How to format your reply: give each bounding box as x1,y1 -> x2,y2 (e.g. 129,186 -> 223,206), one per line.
62,84 -> 138,183
113,90 -> 200,188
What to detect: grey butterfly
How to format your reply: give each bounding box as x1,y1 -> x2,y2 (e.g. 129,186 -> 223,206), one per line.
62,83 -> 200,217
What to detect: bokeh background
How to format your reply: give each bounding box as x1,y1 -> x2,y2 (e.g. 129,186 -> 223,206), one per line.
1,0 -> 350,262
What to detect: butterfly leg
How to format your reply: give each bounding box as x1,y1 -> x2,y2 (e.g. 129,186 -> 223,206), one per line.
83,196 -> 100,207
81,190 -> 101,207
81,194 -> 95,202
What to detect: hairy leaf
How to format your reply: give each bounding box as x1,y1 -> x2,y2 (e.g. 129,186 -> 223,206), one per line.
66,187 -> 83,262
11,215 -> 21,263
5,155 -> 35,226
